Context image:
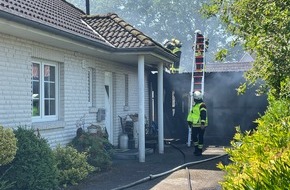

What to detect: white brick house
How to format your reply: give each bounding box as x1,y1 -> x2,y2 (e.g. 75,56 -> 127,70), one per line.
0,0 -> 176,162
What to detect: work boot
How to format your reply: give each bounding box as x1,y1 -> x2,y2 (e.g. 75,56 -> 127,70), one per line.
194,148 -> 202,156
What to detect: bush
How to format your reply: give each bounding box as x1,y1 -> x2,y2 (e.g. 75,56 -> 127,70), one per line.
0,126 -> 17,190
218,99 -> 290,189
70,130 -> 114,171
2,127 -> 59,190
0,126 -> 17,166
53,145 -> 95,187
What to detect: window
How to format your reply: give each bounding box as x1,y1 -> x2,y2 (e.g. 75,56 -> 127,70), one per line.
88,68 -> 92,104
32,61 -> 58,121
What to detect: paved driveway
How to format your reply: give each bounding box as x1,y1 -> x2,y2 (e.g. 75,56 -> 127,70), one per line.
67,145 -> 228,190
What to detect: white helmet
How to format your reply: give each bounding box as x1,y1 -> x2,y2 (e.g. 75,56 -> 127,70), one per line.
193,91 -> 203,100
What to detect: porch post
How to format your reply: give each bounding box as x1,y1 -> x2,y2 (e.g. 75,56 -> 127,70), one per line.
138,55 -> 145,162
158,62 -> 164,154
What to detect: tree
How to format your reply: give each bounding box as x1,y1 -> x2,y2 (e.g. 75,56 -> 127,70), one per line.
201,0 -> 290,99
66,0 -> 245,71
201,1 -> 290,188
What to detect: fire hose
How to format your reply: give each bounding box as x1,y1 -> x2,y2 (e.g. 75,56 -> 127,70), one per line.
111,148 -> 228,190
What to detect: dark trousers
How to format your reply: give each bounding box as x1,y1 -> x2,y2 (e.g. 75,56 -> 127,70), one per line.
191,127 -> 205,149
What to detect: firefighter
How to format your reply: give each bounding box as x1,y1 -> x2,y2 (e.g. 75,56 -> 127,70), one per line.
164,38 -> 182,73
187,91 -> 208,156
171,38 -> 182,58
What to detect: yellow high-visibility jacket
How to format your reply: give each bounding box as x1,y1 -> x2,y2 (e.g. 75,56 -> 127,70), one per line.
187,102 -> 208,127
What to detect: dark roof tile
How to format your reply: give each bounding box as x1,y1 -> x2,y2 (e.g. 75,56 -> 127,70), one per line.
0,0 -> 104,43
0,0 -> 173,53
82,13 -> 157,48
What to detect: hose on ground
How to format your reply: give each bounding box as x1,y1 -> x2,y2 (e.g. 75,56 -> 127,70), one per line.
111,153 -> 228,190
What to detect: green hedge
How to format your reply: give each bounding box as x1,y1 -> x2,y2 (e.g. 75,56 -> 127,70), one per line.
218,99 -> 290,189
2,127 -> 59,190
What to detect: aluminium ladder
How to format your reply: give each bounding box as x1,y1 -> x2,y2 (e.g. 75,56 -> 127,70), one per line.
187,30 -> 206,147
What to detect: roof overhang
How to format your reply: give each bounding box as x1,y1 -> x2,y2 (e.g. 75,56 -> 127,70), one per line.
0,11 -> 176,69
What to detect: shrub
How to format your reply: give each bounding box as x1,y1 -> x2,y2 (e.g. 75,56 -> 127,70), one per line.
53,145 -> 95,187
218,99 -> 290,189
0,126 -> 17,190
2,127 -> 59,190
70,131 -> 114,171
0,126 -> 17,166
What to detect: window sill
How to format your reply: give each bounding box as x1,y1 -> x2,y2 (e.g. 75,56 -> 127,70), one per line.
32,120 -> 65,131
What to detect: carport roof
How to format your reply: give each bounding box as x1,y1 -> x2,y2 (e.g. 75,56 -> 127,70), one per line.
205,62 -> 253,72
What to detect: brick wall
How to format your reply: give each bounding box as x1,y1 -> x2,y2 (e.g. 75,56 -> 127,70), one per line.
0,33 -> 150,148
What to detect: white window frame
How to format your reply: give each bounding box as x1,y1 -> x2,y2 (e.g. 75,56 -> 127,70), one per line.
32,60 -> 59,122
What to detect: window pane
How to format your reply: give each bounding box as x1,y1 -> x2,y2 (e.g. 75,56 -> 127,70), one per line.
44,82 -> 55,98
44,65 -> 55,82
32,63 -> 40,80
33,81 -> 40,98
32,100 -> 40,116
50,100 -> 56,115
45,100 -> 56,115
32,63 -> 40,117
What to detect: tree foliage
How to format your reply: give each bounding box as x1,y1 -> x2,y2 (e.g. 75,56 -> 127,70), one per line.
201,0 -> 290,188
66,0 -> 245,71
201,0 -> 290,99
218,99 -> 290,189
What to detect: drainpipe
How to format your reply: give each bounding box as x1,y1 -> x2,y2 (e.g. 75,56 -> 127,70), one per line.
86,0 -> 90,15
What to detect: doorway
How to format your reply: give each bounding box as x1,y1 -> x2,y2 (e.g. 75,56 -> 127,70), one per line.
104,72 -> 113,144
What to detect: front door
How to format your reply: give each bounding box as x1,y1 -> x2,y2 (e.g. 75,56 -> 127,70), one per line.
104,72 -> 113,144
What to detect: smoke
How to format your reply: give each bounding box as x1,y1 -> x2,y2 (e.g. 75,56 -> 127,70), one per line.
204,72 -> 268,146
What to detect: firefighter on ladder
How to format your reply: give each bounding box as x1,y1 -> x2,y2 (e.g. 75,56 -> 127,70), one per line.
164,38 -> 182,73
187,91 -> 208,156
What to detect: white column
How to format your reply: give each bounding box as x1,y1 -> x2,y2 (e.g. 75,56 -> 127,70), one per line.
138,55 -> 145,162
158,62 -> 164,154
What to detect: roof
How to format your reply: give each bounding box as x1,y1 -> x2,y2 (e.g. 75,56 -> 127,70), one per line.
82,13 -> 159,49
205,61 -> 252,72
0,0 -> 172,53
0,0 -> 103,42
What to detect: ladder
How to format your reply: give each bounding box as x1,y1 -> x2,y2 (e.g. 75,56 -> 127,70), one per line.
187,30 -> 206,147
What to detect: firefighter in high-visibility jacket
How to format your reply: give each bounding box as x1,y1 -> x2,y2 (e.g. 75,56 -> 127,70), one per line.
187,91 -> 208,156
163,38 -> 182,73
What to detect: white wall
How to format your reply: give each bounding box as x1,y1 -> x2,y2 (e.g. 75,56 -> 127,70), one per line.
0,33 -> 150,148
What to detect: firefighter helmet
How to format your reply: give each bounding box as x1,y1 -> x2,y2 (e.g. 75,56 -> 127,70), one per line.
172,38 -> 182,47
193,91 -> 203,100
